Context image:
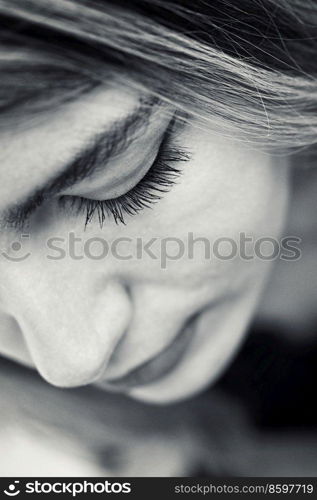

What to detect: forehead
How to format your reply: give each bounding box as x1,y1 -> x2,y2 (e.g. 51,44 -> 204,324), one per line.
0,85 -> 141,212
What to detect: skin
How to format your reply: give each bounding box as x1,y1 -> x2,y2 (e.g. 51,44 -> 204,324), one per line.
0,83 -> 289,404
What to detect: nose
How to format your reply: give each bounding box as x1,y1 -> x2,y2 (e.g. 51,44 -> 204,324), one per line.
1,265 -> 132,387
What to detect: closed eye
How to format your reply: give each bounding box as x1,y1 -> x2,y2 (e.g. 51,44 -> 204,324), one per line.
2,109 -> 189,231
59,132 -> 190,227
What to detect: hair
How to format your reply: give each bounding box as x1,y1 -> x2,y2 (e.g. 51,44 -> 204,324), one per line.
0,0 -> 317,156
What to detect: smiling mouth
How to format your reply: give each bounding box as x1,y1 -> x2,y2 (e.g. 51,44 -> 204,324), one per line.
102,315 -> 197,391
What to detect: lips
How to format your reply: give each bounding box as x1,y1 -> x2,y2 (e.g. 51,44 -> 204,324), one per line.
102,315 -> 197,391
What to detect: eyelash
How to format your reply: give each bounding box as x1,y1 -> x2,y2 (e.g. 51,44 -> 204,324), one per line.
59,142 -> 190,228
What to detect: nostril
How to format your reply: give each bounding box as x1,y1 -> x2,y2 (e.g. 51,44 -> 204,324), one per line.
0,314 -> 33,366
93,279 -> 132,357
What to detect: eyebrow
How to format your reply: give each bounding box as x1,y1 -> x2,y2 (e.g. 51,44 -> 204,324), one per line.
2,96 -> 160,229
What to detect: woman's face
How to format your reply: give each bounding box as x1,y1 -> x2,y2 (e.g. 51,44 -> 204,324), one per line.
0,84 -> 289,403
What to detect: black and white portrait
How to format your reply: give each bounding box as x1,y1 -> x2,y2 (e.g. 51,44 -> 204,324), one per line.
0,0 -> 317,479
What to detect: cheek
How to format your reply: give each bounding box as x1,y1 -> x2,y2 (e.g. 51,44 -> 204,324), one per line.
132,130 -> 290,288
157,130 -> 289,249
